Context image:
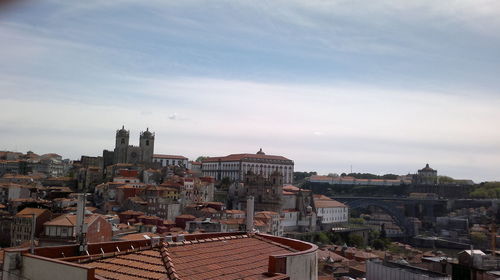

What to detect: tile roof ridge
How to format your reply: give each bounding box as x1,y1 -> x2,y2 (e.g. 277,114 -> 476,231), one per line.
164,233 -> 250,248
160,243 -> 181,280
253,234 -> 298,253
78,245 -> 153,264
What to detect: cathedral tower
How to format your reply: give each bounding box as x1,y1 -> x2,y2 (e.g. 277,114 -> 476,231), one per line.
113,125 -> 129,164
139,128 -> 155,163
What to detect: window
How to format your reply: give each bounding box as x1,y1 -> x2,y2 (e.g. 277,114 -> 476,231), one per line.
121,138 -> 125,144
146,140 -> 149,146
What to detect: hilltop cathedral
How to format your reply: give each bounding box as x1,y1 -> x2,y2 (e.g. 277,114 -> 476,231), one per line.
112,126 -> 155,164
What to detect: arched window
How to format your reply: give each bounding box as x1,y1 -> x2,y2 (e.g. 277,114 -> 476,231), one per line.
121,138 -> 125,144
146,140 -> 149,146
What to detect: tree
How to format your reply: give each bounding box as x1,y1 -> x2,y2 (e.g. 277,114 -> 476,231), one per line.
316,232 -> 330,244
438,176 -> 455,184
219,177 -> 231,190
372,239 -> 387,250
195,156 -> 209,162
470,232 -> 488,246
293,171 -> 317,183
350,217 -> 366,225
348,234 -> 364,248
380,223 -> 387,239
470,182 -> 500,199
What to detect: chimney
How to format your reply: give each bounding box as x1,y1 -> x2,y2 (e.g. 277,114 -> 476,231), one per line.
75,193 -> 88,253
177,234 -> 185,242
246,196 -> 254,232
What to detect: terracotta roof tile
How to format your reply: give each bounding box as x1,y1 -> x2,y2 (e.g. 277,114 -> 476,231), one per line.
78,234 -> 297,280
16,208 -> 50,218
165,235 -> 295,280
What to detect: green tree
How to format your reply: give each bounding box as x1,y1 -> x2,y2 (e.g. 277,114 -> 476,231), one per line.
350,217 -> 366,225
470,182 -> 500,199
348,234 -> 364,248
219,177 -> 231,190
372,239 -> 387,250
470,232 -> 488,246
195,156 -> 209,162
316,232 -> 330,244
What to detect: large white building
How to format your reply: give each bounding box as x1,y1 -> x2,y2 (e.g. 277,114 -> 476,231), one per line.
313,195 -> 349,229
152,154 -> 189,167
202,149 -> 294,184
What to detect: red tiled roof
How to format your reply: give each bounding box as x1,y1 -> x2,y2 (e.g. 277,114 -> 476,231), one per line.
220,218 -> 245,225
224,209 -> 245,214
120,210 -> 145,216
119,232 -> 160,241
44,214 -> 100,227
282,185 -> 301,192
202,153 -> 292,163
86,249 -> 167,279
15,208 -> 50,218
153,154 -> 188,160
313,196 -> 347,208
20,232 -> 316,280
175,214 -> 196,219
163,235 -> 296,279
200,207 -> 218,213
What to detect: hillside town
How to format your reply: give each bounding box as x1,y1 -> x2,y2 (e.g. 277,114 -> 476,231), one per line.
0,127 -> 498,280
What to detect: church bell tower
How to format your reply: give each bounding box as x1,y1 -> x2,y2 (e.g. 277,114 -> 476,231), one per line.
139,128 -> 155,163
114,125 -> 129,164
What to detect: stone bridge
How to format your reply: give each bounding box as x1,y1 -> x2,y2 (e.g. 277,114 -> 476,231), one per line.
335,196 -> 450,237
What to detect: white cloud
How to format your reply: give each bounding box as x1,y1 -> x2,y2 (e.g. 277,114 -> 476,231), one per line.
1,75 -> 499,181
1,0 -> 500,182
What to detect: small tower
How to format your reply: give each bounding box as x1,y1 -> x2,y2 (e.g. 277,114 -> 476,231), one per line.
139,128 -> 155,163
114,125 -> 129,164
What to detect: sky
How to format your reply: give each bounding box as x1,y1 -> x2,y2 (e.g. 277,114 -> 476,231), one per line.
1,0 -> 500,182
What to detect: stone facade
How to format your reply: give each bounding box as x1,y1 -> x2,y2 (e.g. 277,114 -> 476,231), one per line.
415,163 -> 438,185
229,171 -> 284,213
202,149 -> 294,184
113,126 -> 155,164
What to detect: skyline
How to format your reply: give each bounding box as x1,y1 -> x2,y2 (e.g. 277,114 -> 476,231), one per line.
1,0 -> 500,182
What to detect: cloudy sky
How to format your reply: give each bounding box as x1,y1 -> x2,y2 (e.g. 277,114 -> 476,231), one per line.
1,0 -> 500,182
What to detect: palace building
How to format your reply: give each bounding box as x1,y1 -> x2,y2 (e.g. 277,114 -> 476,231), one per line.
201,149 -> 294,184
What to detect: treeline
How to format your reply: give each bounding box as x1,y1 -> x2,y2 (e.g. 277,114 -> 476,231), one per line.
470,182 -> 500,198
293,171 -> 317,183
302,182 -> 408,197
342,173 -> 399,180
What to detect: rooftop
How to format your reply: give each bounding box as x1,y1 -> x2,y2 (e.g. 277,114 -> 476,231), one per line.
313,195 -> 347,208
153,154 -> 188,160
15,207 -> 50,218
202,153 -> 292,163
13,232 -> 317,280
44,214 -> 101,227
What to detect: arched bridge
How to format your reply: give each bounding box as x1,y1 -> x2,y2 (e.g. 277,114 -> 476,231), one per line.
339,198 -> 415,237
